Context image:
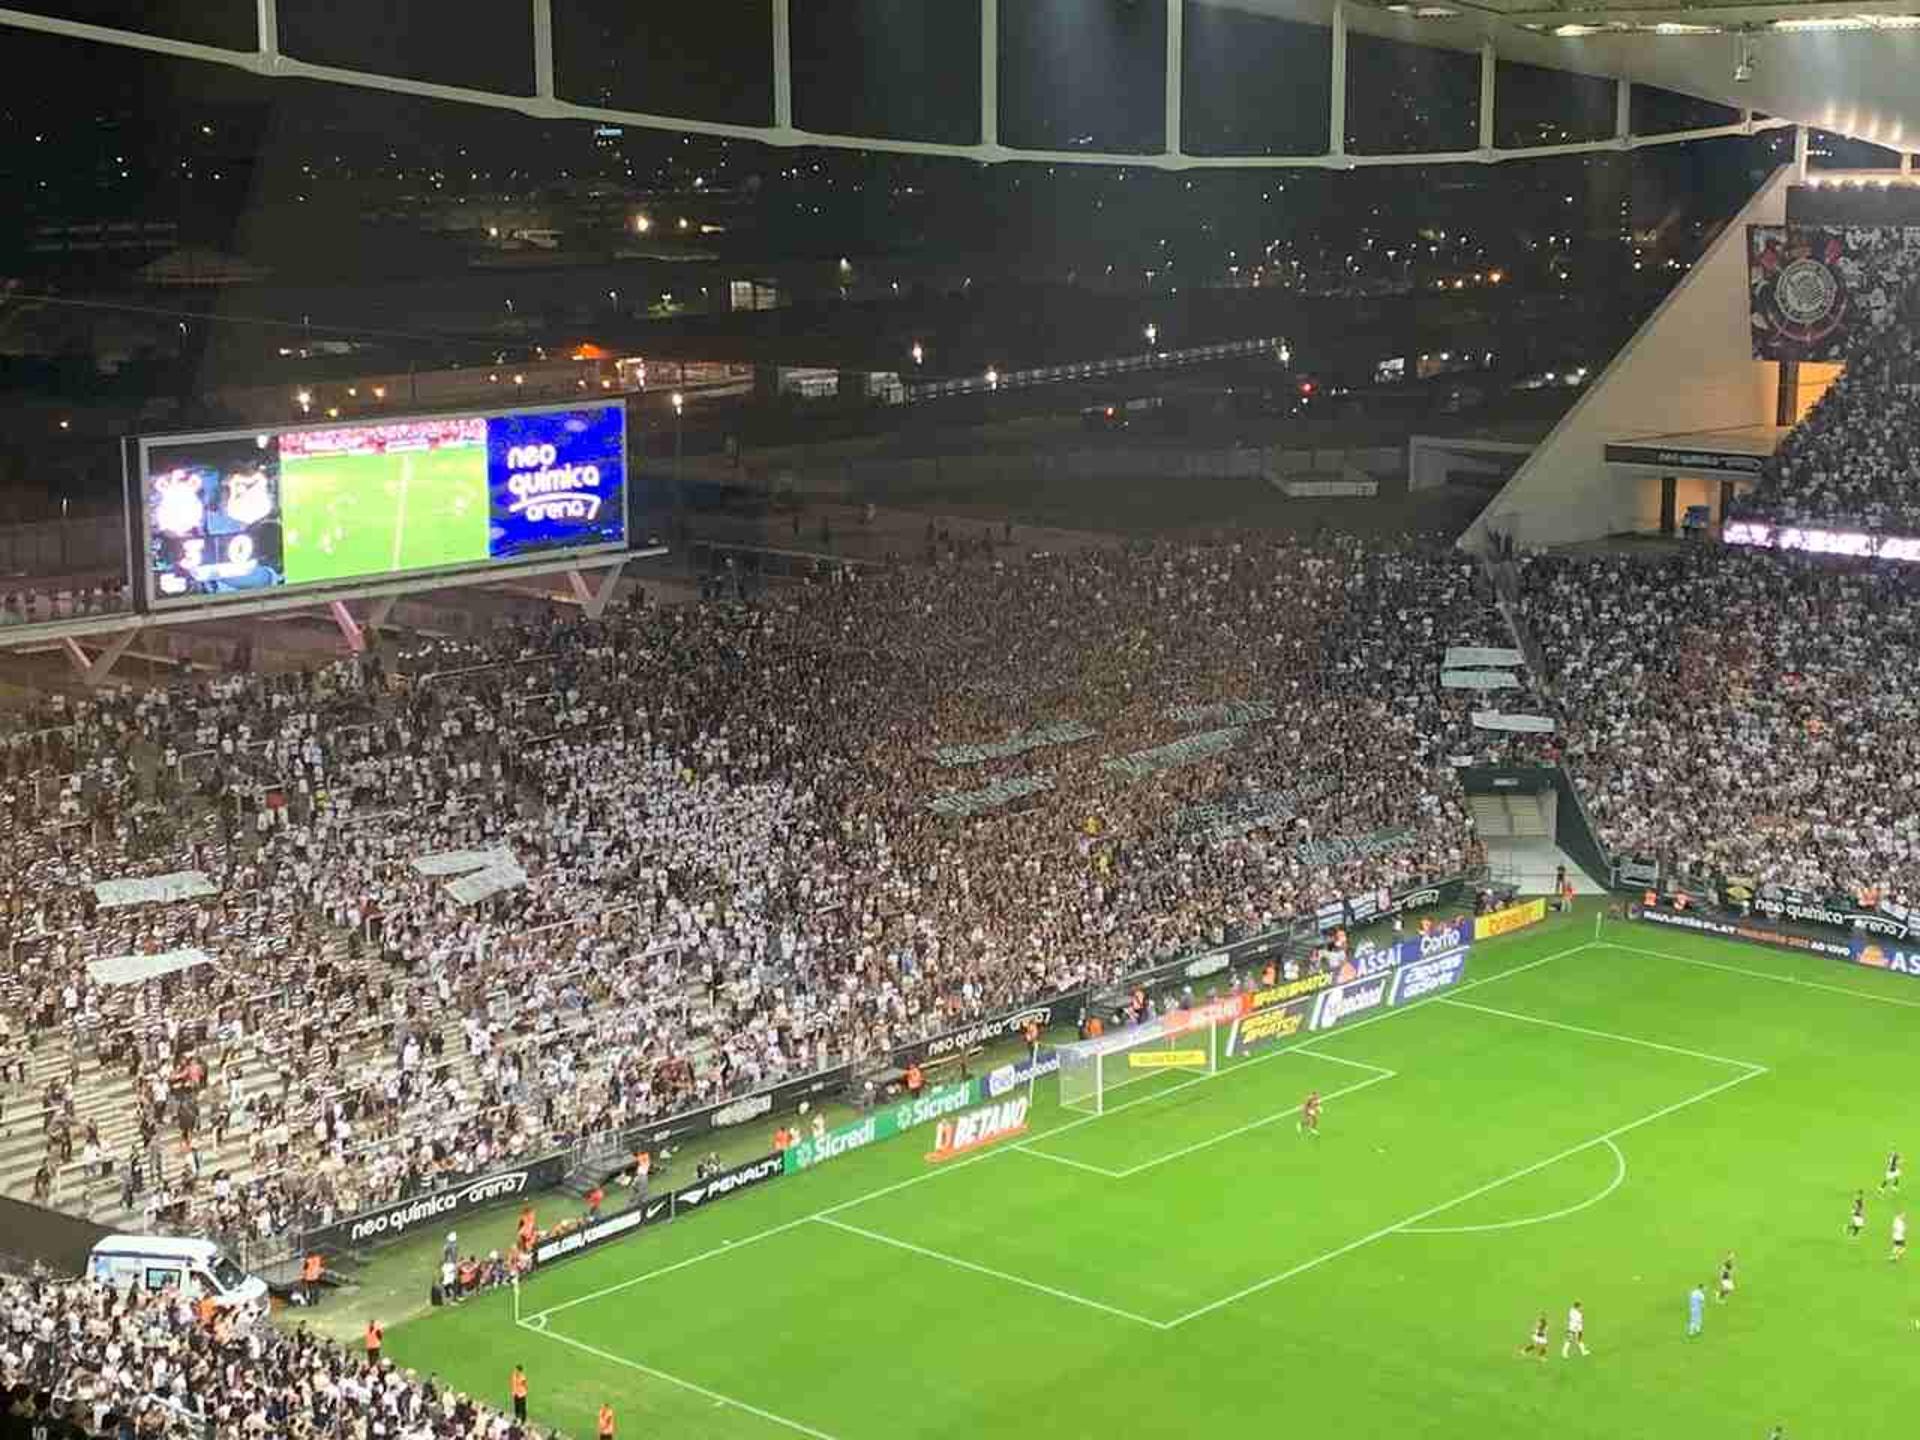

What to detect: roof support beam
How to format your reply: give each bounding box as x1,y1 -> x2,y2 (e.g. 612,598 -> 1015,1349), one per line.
980,0 -> 999,151
1479,42 -> 1496,154
254,0 -> 278,61
1329,0 -> 1348,159
1164,0 -> 1184,161
771,0 -> 793,132
531,0 -> 555,103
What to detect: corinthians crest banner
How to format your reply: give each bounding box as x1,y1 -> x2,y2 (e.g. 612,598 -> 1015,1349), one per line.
1747,225 -> 1852,361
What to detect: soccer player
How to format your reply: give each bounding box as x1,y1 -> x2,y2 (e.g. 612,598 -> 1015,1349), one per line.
1892,1210 -> 1908,1262
1687,1283 -> 1706,1337
1562,1301 -> 1589,1358
1521,1313 -> 1549,1360
1882,1149 -> 1903,1193
1299,1090 -> 1321,1137
1850,1191 -> 1867,1239
1717,1252 -> 1736,1302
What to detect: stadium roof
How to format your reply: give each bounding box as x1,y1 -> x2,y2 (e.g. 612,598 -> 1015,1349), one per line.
2,1 -> 1914,169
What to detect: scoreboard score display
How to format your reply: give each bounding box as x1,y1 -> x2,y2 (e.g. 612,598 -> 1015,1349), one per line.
135,400 -> 627,608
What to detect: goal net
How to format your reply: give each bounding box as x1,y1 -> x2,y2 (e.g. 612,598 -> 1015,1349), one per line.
1057,1007 -> 1223,1116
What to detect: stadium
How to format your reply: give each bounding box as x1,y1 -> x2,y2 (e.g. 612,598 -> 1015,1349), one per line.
4,2 -> 1920,1440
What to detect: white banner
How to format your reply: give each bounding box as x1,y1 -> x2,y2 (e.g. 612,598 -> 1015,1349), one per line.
1443,646 -> 1524,669
1164,699 -> 1276,728
92,872 -> 217,908
446,861 -> 529,906
412,845 -> 516,877
929,773 -> 1055,819
1440,670 -> 1522,691
87,948 -> 213,988
1102,727 -> 1244,782
1471,711 -> 1557,734
933,720 -> 1096,769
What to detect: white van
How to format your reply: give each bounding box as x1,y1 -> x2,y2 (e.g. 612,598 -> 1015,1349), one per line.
87,1236 -> 268,1311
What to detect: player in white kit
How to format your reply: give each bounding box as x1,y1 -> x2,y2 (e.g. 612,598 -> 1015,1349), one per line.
1562,1301 -> 1589,1357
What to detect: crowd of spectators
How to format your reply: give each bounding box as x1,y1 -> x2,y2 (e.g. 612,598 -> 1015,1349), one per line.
1516,544 -> 1920,897
1734,326 -> 1920,531
0,533 -> 1527,1255
1,1269 -> 524,1438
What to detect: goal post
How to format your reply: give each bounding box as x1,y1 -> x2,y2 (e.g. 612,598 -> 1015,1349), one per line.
1057,1008 -> 1222,1116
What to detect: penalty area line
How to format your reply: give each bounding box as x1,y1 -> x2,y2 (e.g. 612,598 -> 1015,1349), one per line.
1160,1064 -> 1766,1328
815,1215 -> 1171,1330
515,1317 -> 842,1439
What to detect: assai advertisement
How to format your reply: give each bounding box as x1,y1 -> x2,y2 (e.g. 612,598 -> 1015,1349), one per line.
139,401 -> 628,606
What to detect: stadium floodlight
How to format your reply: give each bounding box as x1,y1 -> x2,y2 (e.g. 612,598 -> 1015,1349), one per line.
1057,1002 -> 1230,1116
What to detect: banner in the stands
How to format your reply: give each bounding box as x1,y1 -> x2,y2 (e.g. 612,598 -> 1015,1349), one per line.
1443,646 -> 1524,669
927,773 -> 1054,819
1470,711 -> 1556,734
93,871 -> 217,908
933,721 -> 1096,769
1440,670 -> 1522,691
1102,726 -> 1245,781
87,948 -> 213,988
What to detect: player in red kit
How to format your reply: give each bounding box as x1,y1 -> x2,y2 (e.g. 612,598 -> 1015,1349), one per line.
1299,1090 -> 1321,1137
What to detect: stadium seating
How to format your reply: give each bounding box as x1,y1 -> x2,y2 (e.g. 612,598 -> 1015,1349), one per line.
0,534 -> 1535,1252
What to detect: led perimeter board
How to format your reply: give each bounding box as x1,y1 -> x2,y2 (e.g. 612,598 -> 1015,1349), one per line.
131,400 -> 628,609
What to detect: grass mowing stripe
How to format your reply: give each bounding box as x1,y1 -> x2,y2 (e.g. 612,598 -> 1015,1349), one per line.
1400,1138 -> 1629,1235
1161,1061 -> 1768,1328
1599,936 -> 1920,1010
813,1216 -> 1171,1329
514,1316 -> 843,1440
528,934 -> 1600,1328
1437,996 -> 1768,1073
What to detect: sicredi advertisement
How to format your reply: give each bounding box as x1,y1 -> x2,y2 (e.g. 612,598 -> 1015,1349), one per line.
141,401 -> 627,605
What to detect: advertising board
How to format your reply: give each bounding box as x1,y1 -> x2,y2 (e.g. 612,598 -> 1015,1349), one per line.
1633,905 -> 1853,958
310,1151 -> 569,1250
529,1154 -> 782,1270
620,1065 -> 850,1154
782,1079 -> 983,1174
1474,898 -> 1547,941
135,400 -> 628,608
1846,936 -> 1920,979
1225,995 -> 1314,1057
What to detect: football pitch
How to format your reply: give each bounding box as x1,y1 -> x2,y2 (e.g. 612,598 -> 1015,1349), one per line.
388,913 -> 1920,1439
281,447 -> 489,584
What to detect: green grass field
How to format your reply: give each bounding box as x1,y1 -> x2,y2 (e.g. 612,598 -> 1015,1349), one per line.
281,446 -> 489,585
385,912 -> 1920,1439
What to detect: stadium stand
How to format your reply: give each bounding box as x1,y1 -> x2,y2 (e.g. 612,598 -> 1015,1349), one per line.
1516,544 -> 1920,896
1733,327 -> 1920,531
0,534 -> 1531,1254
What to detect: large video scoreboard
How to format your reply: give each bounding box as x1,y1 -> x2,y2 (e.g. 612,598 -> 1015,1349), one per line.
130,400 -> 628,610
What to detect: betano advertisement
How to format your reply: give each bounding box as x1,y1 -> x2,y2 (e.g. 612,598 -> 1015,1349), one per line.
137,401 -> 627,607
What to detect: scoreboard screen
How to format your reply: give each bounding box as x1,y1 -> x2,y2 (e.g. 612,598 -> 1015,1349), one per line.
135,400 -> 627,608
